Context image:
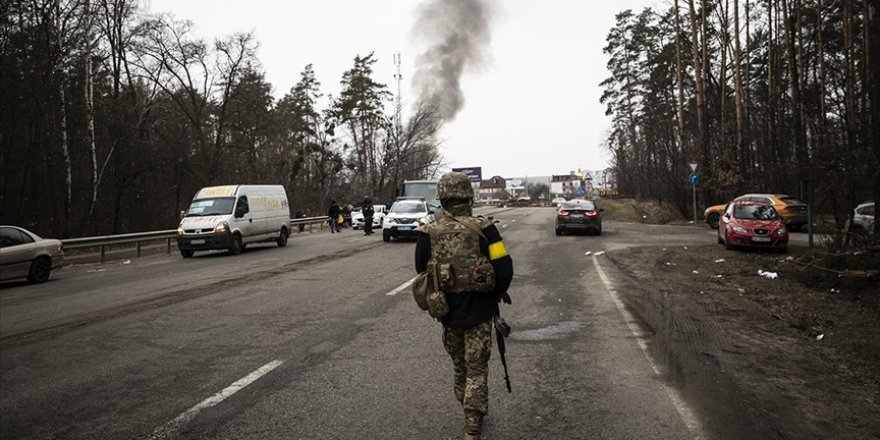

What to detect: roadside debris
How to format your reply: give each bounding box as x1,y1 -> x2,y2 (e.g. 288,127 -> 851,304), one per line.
758,270 -> 778,279
816,334 -> 825,341
714,258 -> 726,263
584,251 -> 591,256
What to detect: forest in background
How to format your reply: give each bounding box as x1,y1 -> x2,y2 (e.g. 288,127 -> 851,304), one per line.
3,1 -> 878,239
1,1 -> 445,238
601,0 -> 879,230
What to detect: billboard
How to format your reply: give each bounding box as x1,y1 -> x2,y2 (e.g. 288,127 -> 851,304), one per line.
451,167 -> 483,183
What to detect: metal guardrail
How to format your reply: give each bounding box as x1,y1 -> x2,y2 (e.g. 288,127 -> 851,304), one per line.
60,216 -> 330,263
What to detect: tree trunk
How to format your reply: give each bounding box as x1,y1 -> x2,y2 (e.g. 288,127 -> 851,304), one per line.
54,0 -> 73,237
843,0 -> 858,194
687,0 -> 707,168
84,0 -> 99,233
719,0 -> 730,175
869,0 -> 880,234
781,0 -> 805,182
674,0 -> 687,158
733,0 -> 747,190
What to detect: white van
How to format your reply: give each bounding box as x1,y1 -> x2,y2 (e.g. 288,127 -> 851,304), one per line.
176,185 -> 291,258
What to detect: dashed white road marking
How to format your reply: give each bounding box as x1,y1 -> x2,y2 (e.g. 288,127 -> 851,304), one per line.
591,256 -> 706,440
149,360 -> 283,439
386,276 -> 416,296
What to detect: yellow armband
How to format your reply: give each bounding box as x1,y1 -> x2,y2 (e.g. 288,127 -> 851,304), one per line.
488,241 -> 508,260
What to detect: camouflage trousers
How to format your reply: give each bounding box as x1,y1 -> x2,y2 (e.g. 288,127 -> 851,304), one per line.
442,319 -> 493,417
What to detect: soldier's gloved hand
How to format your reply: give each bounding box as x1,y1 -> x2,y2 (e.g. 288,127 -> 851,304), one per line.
499,292 -> 512,304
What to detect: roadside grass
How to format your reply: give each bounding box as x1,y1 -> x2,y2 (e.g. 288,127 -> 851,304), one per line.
599,198 -> 688,224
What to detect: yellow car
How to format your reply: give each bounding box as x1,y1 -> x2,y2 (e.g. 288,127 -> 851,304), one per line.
704,194 -> 808,230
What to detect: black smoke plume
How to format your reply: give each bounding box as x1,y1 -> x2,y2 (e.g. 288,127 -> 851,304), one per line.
411,0 -> 494,122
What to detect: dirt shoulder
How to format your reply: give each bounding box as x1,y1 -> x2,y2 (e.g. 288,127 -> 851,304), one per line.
604,237 -> 879,439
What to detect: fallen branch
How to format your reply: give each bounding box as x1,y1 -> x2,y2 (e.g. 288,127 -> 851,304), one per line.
784,259 -> 877,279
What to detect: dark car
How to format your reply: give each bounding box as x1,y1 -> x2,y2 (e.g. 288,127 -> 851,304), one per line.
555,200 -> 603,235
0,225 -> 65,283
717,201 -> 788,252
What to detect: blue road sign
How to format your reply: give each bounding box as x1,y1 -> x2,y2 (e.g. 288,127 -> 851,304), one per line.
689,173 -> 700,185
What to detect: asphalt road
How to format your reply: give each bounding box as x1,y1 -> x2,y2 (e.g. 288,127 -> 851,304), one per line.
0,207 -> 797,439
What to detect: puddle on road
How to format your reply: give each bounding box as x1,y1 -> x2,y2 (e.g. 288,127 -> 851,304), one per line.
510,321 -> 586,341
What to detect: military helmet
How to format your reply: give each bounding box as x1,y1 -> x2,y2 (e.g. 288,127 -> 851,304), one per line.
437,172 -> 474,200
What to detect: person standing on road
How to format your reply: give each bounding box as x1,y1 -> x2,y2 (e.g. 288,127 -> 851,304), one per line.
362,196 -> 375,236
328,201 -> 341,233
414,172 -> 513,440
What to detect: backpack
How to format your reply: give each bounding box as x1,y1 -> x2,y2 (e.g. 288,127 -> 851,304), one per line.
423,215 -> 495,294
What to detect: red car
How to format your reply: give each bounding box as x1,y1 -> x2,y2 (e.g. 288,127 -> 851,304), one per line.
717,201 -> 788,252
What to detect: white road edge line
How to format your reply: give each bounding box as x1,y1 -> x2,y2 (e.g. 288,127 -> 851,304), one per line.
148,359 -> 283,440
387,276 -> 416,296
592,256 -> 706,440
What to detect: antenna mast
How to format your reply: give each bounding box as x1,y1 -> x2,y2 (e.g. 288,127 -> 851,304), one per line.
393,52 -> 402,132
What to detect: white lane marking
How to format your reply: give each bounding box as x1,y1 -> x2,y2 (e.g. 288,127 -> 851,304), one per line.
149,360 -> 283,439
387,276 -> 416,296
592,256 -> 706,440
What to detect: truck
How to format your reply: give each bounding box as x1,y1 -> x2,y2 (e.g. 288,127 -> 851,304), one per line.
176,185 -> 290,258
403,179 -> 441,215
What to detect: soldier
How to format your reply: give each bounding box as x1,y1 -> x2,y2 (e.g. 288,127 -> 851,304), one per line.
415,172 -> 513,440
362,196 -> 375,236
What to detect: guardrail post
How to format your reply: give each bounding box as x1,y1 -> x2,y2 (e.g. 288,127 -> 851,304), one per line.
100,245 -> 106,263
136,241 -> 142,258
167,239 -> 171,254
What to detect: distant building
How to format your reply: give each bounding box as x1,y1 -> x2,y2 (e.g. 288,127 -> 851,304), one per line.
476,175 -> 508,201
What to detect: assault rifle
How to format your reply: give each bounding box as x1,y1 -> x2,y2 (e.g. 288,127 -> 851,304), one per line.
494,315 -> 512,393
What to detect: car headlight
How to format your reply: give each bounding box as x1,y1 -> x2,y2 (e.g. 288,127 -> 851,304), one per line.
176,227 -> 184,236
733,226 -> 747,234
418,217 -> 429,225
777,228 -> 787,235
385,218 -> 396,225
214,221 -> 230,234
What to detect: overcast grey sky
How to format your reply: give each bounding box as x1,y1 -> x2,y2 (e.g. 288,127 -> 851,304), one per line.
147,0 -> 660,178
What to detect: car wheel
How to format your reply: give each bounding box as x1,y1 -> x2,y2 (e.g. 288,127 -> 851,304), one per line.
724,230 -> 733,250
229,235 -> 243,255
277,228 -> 289,247
555,228 -> 562,236
27,257 -> 52,283
596,227 -> 602,236
383,230 -> 391,242
707,212 -> 720,229
180,249 -> 194,258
